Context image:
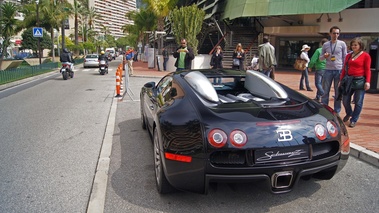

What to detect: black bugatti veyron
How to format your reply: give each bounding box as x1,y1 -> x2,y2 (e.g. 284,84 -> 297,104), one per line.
140,69 -> 350,194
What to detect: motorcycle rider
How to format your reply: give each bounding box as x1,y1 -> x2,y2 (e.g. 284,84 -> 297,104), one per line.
98,51 -> 108,66
60,48 -> 74,71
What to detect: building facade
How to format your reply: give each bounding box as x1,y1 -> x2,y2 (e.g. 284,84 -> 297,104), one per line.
191,0 -> 379,69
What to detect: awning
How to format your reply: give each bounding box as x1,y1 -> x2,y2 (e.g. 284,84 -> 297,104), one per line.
222,0 -> 361,20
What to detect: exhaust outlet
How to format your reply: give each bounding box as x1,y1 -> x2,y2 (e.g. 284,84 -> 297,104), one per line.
271,171 -> 293,189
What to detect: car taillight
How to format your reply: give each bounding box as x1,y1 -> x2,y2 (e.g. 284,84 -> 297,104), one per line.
230,130 -> 247,148
314,124 -> 327,141
208,129 -> 227,148
165,152 -> 192,163
326,121 -> 338,137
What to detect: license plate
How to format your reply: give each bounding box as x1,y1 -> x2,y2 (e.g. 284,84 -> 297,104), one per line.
255,145 -> 309,164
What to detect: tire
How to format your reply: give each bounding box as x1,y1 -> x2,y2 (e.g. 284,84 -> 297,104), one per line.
153,128 -> 174,194
70,72 -> 74,78
62,71 -> 68,80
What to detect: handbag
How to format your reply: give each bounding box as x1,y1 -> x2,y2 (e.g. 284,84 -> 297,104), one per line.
351,77 -> 366,90
294,57 -> 306,71
233,58 -> 240,66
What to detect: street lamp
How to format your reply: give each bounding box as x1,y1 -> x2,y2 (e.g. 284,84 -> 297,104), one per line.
36,0 -> 41,65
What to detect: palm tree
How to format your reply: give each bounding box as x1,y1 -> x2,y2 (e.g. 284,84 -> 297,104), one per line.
72,0 -> 85,54
143,0 -> 178,51
86,7 -> 100,30
0,2 -> 22,69
123,8 -> 157,47
40,0 -> 66,61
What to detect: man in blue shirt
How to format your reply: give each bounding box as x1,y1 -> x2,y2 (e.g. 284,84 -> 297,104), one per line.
125,47 -> 135,75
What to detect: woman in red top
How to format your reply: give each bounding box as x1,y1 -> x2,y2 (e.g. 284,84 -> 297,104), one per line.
340,37 -> 371,128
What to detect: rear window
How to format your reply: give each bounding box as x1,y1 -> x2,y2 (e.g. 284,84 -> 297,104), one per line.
86,55 -> 98,58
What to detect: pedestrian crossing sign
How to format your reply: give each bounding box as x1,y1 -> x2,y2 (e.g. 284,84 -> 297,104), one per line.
33,27 -> 43,37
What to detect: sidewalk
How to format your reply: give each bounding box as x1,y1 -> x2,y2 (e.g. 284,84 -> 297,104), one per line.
131,60 -> 379,167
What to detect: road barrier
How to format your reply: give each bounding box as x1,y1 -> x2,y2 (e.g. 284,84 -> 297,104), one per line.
115,69 -> 122,98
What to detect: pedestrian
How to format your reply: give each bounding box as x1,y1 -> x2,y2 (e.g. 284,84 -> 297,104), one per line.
210,45 -> 223,69
319,26 -> 347,114
340,37 -> 371,128
210,45 -> 223,84
162,47 -> 169,71
258,35 -> 277,79
299,44 -> 313,91
309,38 -> 328,102
232,43 -> 245,70
173,38 -> 195,71
125,47 -> 135,75
250,54 -> 259,71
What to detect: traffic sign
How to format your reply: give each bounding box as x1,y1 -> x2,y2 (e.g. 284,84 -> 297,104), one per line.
33,27 -> 43,37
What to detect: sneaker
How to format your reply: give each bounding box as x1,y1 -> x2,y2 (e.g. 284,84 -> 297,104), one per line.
349,121 -> 356,128
299,88 -> 305,90
343,115 -> 350,122
307,88 -> 314,91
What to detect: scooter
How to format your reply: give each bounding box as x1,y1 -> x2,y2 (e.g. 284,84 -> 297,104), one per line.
60,63 -> 74,80
99,60 -> 108,75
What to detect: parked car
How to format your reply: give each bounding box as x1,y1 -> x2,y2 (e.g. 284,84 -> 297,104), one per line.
83,54 -> 99,68
140,69 -> 350,194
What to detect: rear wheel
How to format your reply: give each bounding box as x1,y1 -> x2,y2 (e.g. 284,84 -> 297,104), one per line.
70,71 -> 74,78
153,128 -> 174,194
62,71 -> 68,80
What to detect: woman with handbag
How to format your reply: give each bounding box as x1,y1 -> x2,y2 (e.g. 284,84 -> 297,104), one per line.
232,43 -> 245,70
340,37 -> 371,128
299,44 -> 313,91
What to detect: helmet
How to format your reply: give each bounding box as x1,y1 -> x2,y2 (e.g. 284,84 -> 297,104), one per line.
101,51 -> 105,54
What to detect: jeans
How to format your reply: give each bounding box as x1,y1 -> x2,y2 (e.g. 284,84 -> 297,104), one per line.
342,89 -> 365,123
314,69 -> 325,99
263,69 -> 272,78
299,67 -> 311,90
213,77 -> 222,84
163,58 -> 169,71
321,70 -> 341,113
176,68 -> 185,71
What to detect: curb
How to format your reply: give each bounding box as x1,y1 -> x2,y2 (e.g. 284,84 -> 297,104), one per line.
350,143 -> 379,168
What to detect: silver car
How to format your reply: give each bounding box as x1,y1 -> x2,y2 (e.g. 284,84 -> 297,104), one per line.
83,54 -> 99,68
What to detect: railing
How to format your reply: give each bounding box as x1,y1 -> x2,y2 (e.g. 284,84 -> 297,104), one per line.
209,32 -> 229,55
0,59 -> 85,85
0,62 -> 59,85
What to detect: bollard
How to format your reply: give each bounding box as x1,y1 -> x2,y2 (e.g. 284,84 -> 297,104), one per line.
115,70 -> 122,98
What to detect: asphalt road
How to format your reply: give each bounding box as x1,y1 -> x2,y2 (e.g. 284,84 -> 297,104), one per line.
105,76 -> 379,213
0,60 -> 119,212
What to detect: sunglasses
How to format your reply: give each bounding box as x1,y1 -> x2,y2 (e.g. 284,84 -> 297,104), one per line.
181,43 -> 186,44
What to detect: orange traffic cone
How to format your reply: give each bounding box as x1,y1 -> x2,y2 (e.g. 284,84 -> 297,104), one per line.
115,70 -> 122,98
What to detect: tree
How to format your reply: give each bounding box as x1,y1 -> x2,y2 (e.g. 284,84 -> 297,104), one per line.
143,0 -> 177,51
21,27 -> 53,54
169,4 -> 205,54
0,2 -> 22,69
123,8 -> 157,48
